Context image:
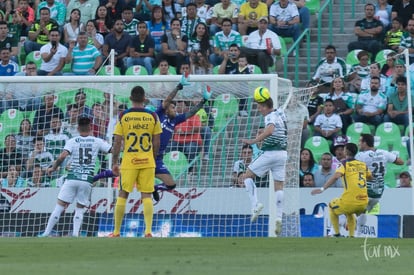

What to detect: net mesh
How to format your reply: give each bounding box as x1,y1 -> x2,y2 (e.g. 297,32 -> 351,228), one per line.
0,75 -> 312,237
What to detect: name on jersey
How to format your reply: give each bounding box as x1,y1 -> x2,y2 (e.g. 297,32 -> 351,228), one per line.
129,123 -> 149,130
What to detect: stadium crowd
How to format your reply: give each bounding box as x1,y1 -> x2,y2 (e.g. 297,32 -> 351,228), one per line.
0,0 -> 413,189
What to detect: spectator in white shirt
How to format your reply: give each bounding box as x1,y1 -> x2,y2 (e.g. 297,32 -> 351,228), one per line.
239,16 -> 281,73
38,29 -> 68,75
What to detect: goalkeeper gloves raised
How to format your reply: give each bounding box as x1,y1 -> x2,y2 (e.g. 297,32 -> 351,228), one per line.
177,72 -> 190,90
202,85 -> 213,101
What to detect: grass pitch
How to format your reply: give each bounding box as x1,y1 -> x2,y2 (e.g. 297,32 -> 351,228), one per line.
0,238 -> 413,275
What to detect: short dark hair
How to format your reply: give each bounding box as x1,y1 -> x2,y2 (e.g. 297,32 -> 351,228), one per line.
130,86 -> 145,103
303,172 -> 314,180
39,7 -> 50,14
258,97 -> 274,109
67,103 -> 79,112
78,116 -> 91,126
345,143 -> 358,157
221,18 -> 232,25
123,6 -> 133,12
186,2 -> 197,8
170,17 -> 181,26
396,76 -> 407,85
360,133 -> 374,147
324,98 -> 334,105
75,89 -> 86,98
325,45 -> 336,52
393,17 -> 403,25
371,75 -> 381,82
242,144 -> 253,151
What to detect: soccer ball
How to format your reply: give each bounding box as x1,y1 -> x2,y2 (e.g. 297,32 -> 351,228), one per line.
253,86 -> 270,102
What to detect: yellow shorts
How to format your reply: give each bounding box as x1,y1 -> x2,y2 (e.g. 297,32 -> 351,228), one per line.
329,197 -> 368,216
119,168 -> 155,193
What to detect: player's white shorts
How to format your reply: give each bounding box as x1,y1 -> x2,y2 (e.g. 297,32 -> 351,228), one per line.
57,179 -> 92,207
248,150 -> 287,181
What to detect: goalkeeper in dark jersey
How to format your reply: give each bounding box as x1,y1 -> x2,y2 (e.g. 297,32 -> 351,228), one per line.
93,74 -> 213,201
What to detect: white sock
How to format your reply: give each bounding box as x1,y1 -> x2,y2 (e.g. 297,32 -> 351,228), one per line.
356,213 -> 367,235
275,190 -> 284,221
73,207 -> 85,237
44,204 -> 65,235
244,177 -> 258,209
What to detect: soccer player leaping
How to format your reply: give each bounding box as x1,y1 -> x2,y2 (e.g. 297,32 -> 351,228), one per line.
241,96 -> 288,236
93,74 -> 213,201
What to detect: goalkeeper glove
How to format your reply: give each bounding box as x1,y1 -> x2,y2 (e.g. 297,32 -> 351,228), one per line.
177,72 -> 190,90
202,85 -> 213,101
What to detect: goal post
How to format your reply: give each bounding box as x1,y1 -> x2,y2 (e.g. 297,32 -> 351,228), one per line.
0,74 -> 312,237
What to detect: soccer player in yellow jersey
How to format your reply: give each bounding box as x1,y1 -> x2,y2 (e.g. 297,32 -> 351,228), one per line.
109,86 -> 162,238
311,143 -> 372,237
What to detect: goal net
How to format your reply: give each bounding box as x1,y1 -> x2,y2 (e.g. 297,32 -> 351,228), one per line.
0,74 -> 312,237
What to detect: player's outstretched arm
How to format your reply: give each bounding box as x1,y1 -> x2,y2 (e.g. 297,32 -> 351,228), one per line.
162,73 -> 190,110
47,150 -> 69,176
184,85 -> 213,119
311,171 -> 342,195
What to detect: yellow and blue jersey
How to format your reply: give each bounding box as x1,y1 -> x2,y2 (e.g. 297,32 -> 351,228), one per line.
114,108 -> 162,170
336,159 -> 370,204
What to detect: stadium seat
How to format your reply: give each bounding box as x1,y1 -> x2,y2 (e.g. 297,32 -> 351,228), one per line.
84,88 -> 105,107
282,36 -> 294,45
391,145 -> 409,162
0,109 -> 25,147
163,151 -> 189,179
212,93 -> 239,132
305,0 -> 321,14
26,110 -> 36,125
346,122 -> 372,144
125,65 -> 148,75
375,49 -> 395,68
375,122 -> 402,149
25,50 -> 42,67
97,65 -> 121,76
345,49 -> 364,66
62,63 -> 72,73
304,136 -> 330,163
54,91 -> 76,112
153,66 -> 177,75
385,162 -> 407,188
